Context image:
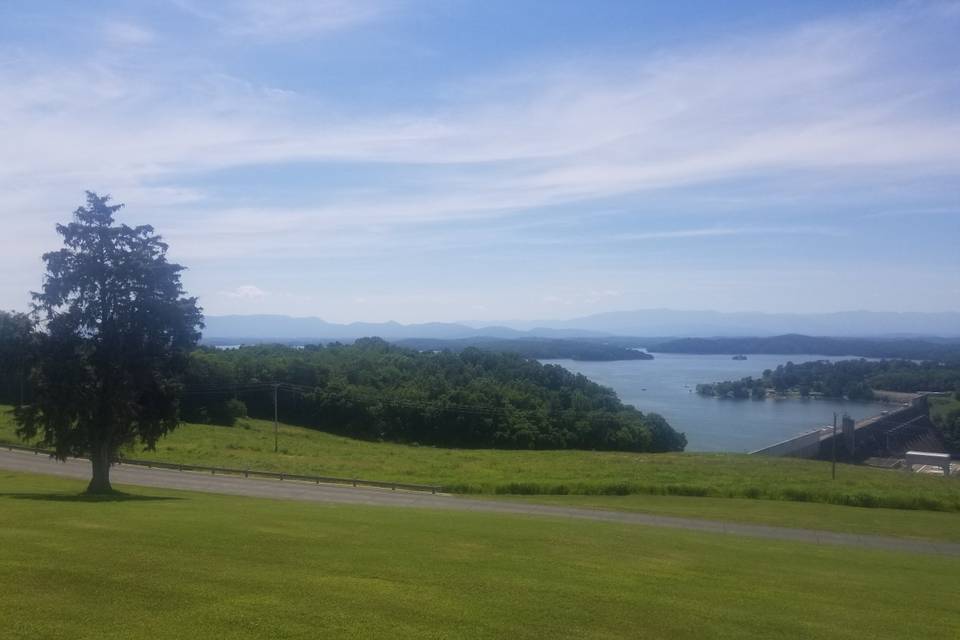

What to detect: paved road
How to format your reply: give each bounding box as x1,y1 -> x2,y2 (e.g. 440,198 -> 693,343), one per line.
2,449 -> 958,557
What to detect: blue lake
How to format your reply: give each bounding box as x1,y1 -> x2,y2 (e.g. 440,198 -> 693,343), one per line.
543,354 -> 892,453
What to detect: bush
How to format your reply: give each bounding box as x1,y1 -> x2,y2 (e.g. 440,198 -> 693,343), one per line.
207,398 -> 247,426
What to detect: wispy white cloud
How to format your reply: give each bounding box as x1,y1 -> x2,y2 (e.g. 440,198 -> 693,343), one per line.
173,0 -> 392,40
614,226 -> 845,242
220,285 -> 268,299
103,21 -> 156,46
862,206 -> 960,219
1,2 -> 958,317
3,3 -> 958,230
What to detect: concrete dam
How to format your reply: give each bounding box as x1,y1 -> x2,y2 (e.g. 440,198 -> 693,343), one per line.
751,395 -> 948,463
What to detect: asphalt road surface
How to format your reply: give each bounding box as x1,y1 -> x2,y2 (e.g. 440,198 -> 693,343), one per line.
2,448 -> 957,557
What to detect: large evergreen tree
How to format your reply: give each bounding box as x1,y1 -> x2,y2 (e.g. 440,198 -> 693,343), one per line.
15,192 -> 203,493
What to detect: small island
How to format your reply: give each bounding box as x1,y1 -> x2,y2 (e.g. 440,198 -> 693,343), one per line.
732,354 -> 747,360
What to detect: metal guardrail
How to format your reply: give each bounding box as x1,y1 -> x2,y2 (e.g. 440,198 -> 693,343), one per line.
2,442 -> 440,494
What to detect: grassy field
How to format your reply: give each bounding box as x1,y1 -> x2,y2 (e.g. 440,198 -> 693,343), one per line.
2,406 -> 957,512
1,470 -> 959,640
490,493 -> 960,542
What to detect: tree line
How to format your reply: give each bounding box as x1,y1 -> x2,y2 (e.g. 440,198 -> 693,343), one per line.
390,337 -> 653,361
1,316 -> 688,456
180,339 -> 686,452
696,358 -> 960,401
653,334 -> 960,361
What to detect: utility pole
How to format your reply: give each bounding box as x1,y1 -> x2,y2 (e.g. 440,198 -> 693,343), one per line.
831,412 -> 837,480
273,383 -> 279,453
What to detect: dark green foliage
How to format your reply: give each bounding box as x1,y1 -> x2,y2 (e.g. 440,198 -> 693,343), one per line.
654,334 -> 960,361
180,349 -> 248,426
940,411 -> 960,452
697,359 -> 960,400
14,192 -> 202,492
866,363 -> 960,393
931,399 -> 960,453
186,340 -> 686,452
0,311 -> 34,406
392,337 -> 653,361
186,398 -> 247,427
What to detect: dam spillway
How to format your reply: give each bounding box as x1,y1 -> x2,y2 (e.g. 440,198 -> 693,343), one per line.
751,395 -> 947,462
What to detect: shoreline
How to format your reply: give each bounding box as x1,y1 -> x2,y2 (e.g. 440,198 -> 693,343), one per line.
699,389 -> 922,405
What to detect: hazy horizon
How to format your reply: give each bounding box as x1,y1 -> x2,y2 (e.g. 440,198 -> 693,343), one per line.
2,1 -> 959,323
199,308 -> 960,339
205,307 -> 960,326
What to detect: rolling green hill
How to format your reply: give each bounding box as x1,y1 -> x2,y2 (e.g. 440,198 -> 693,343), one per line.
2,406 -> 956,513
179,341 -> 687,452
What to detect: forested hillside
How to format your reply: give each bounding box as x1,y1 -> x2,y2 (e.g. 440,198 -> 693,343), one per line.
696,359 -> 960,400
653,334 -> 960,361
182,339 -> 686,452
392,337 -> 653,361
0,311 -> 683,453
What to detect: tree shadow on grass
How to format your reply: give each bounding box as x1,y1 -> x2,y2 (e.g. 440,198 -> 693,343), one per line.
0,492 -> 181,503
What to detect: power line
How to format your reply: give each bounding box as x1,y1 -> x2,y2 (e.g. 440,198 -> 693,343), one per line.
180,387 -> 275,396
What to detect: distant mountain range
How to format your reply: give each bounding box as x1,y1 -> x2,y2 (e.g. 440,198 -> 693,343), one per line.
201,314 -> 606,342
202,309 -> 960,343
533,309 -> 960,338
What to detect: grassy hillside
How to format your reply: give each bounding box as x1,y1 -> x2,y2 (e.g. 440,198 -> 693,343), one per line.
2,406 -> 957,512
2,471 -> 959,640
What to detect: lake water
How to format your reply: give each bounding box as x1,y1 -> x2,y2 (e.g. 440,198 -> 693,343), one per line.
543,354 -> 891,453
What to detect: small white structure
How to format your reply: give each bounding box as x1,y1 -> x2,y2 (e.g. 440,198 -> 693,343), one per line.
904,451 -> 951,475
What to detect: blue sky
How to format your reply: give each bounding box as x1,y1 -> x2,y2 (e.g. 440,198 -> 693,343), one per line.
1,0 -> 958,323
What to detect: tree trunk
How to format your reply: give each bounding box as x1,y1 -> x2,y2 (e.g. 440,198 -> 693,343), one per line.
86,441 -> 113,494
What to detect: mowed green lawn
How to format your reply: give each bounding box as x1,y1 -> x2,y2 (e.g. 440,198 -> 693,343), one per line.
490,493 -> 960,543
1,471 -> 958,640
2,406 -> 957,512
